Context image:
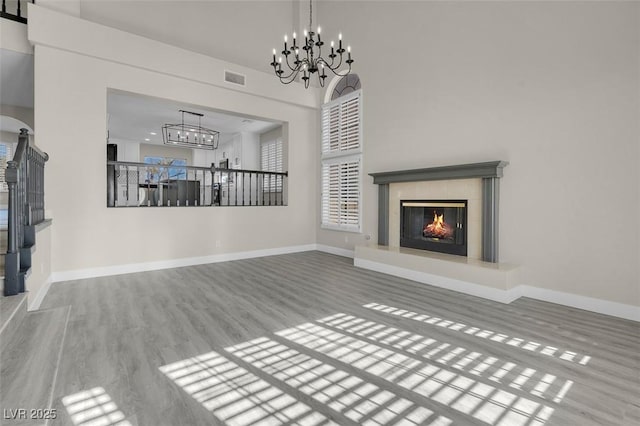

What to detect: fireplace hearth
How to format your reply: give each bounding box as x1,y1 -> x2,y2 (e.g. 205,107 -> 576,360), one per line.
400,200 -> 467,256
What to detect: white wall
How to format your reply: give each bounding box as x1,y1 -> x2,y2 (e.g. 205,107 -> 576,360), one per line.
30,5 -> 318,275
27,223 -> 52,310
77,0 -> 297,73
241,131 -> 260,170
139,143 -> 192,165
28,2 -> 640,308
317,1 -> 640,306
110,139 -> 139,162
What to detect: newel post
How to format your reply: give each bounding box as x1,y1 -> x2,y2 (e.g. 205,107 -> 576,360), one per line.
4,158 -> 19,296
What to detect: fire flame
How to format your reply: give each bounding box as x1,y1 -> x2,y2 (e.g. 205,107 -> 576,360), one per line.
423,211 -> 453,239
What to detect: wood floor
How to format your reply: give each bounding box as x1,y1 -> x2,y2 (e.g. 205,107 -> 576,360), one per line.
6,251 -> 640,425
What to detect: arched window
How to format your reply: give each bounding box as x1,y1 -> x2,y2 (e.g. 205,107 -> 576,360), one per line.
331,74 -> 361,101
321,75 -> 363,232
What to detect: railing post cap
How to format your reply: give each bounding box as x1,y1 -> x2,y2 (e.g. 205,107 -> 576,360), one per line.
19,128 -> 29,135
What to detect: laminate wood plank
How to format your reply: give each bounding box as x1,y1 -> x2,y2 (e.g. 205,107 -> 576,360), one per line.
27,251 -> 640,426
0,306 -> 70,426
0,293 -> 27,343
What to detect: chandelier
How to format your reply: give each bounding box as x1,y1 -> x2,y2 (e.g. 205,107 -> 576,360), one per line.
270,0 -> 354,88
162,110 -> 220,150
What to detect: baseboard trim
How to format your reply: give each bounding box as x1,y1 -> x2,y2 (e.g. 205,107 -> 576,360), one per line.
355,258 -> 520,304
518,285 -> 639,322
355,258 -> 639,322
47,244 -> 638,322
315,244 -> 355,259
28,275 -> 53,311
51,244 -> 317,283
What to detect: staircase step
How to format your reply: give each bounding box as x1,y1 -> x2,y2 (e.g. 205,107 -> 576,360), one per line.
0,305 -> 71,425
0,293 -> 27,346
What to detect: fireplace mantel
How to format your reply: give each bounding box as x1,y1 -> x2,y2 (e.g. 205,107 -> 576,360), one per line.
369,161 -> 508,263
370,161 -> 508,184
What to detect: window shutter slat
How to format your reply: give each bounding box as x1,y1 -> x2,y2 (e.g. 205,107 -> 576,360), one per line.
261,138 -> 283,192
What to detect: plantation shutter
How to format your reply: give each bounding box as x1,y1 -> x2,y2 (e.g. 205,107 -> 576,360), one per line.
321,91 -> 361,154
321,90 -> 362,231
0,144 -> 13,191
261,138 -> 283,191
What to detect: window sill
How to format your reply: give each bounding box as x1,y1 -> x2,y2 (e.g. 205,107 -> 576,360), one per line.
321,224 -> 362,234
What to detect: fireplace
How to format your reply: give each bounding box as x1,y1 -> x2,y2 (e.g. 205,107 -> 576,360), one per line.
400,200 -> 467,256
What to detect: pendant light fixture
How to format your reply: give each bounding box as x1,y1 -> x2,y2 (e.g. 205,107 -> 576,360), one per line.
270,0 -> 354,88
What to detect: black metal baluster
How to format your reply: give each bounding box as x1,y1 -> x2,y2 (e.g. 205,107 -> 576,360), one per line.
235,171 -> 238,206
227,171 -> 230,206
210,163 -> 220,206
249,173 -> 252,205
241,172 -> 245,206
125,165 -> 130,204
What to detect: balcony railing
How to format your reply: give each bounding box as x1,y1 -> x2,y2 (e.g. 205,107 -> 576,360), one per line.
1,0 -> 33,24
107,161 -> 287,207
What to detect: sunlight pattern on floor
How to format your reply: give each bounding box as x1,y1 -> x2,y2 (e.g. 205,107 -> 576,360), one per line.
277,323 -> 555,426
363,303 -> 591,365
226,336 -> 452,426
62,387 -> 131,426
318,313 -> 573,402
159,351 -> 336,426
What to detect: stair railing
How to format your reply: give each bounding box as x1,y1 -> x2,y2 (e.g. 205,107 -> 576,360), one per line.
4,128 -> 49,296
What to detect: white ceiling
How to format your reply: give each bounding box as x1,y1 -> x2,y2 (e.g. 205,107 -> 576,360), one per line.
107,90 -> 282,145
0,116 -> 33,134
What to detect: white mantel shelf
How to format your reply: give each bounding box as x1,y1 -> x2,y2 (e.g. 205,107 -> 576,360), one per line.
354,244 -> 521,304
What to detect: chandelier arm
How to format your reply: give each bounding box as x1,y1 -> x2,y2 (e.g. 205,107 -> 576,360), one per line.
277,66 -> 303,84
326,61 -> 352,77
284,53 -> 298,72
326,53 -> 343,72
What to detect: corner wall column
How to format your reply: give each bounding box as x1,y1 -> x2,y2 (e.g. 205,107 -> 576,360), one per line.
482,177 -> 500,263
378,184 -> 389,245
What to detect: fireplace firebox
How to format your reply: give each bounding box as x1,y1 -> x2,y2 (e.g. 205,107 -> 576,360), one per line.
400,200 -> 467,256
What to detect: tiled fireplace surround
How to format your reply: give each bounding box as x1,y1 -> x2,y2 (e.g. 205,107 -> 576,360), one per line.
354,161 -> 522,303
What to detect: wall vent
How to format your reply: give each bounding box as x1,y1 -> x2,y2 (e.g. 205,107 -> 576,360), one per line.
224,70 -> 246,86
